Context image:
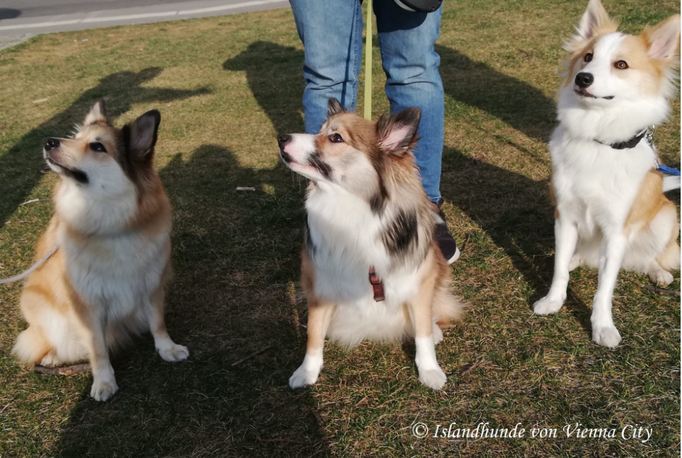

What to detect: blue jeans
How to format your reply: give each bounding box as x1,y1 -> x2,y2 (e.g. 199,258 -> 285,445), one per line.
290,0 -> 444,203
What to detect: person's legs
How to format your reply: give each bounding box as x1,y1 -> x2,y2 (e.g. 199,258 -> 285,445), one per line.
374,0 -> 444,204
290,0 -> 364,134
374,1 -> 458,263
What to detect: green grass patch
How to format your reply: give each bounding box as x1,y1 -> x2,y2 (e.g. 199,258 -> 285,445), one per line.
0,1 -> 679,456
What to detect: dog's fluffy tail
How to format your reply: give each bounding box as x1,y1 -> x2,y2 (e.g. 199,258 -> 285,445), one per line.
433,284 -> 465,328
663,175 -> 680,192
12,326 -> 51,364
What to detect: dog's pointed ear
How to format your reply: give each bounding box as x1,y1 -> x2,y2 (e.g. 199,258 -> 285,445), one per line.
327,98 -> 346,117
124,110 -> 161,163
565,0 -> 617,51
643,14 -> 680,61
376,108 -> 421,155
576,0 -> 617,40
83,99 -> 107,126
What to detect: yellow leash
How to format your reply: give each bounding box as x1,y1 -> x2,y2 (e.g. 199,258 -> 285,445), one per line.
363,0 -> 373,120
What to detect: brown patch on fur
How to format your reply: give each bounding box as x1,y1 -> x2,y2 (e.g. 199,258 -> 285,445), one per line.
624,171 -> 668,233
563,33 -> 615,87
624,171 -> 680,271
617,35 -> 670,95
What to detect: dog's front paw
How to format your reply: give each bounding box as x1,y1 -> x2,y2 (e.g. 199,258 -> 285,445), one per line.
592,326 -> 621,348
90,373 -> 118,401
418,367 -> 447,390
289,364 -> 320,389
533,296 -> 563,315
158,344 -> 189,362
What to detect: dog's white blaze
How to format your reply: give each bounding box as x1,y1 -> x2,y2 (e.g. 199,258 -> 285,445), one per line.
580,33 -> 626,98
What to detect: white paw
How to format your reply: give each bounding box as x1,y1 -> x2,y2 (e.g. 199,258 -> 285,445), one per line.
90,373 -> 118,401
592,326 -> 621,348
649,269 -> 673,287
289,364 -> 320,389
40,350 -> 62,367
158,344 -> 189,362
418,367 -> 447,390
533,296 -> 564,315
432,324 -> 444,345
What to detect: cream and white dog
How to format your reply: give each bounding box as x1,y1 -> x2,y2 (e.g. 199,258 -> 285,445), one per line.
533,0 -> 680,347
12,101 -> 188,400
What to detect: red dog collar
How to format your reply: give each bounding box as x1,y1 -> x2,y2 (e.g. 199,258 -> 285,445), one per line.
368,267 -> 385,302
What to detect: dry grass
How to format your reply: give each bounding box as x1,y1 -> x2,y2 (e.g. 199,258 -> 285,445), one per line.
0,0 -> 679,456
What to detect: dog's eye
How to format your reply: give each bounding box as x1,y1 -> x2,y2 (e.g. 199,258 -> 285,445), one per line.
329,133 -> 344,143
90,142 -> 107,153
584,52 -> 593,63
614,60 -> 629,70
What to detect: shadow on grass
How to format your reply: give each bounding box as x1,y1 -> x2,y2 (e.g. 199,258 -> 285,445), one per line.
222,43 -> 557,143
0,67 -> 210,227
437,44 -> 556,142
223,41 -> 306,135
54,145 -> 326,457
441,145 -> 592,332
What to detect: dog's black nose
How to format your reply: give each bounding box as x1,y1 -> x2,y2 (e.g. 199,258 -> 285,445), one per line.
575,72 -> 594,88
277,134 -> 291,147
44,138 -> 60,151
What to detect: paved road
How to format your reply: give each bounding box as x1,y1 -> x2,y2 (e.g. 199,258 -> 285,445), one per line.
0,0 -> 289,49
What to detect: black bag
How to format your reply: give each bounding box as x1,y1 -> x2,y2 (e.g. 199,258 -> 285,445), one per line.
394,0 -> 442,12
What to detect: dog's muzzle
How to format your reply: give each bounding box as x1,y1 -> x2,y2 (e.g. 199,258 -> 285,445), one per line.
277,134 -> 293,163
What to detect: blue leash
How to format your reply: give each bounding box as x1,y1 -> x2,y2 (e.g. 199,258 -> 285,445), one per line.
657,164 -> 681,176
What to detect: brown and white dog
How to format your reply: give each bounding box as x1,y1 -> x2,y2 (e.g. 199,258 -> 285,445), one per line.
533,0 -> 680,347
12,101 -> 188,401
278,99 -> 464,390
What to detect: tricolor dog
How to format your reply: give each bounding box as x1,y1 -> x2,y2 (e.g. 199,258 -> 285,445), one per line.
278,99 -> 464,389
12,101 -> 188,400
534,0 -> 680,347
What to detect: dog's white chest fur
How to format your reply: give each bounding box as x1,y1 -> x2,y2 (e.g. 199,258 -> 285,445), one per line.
56,184 -> 169,321
59,227 -> 169,321
550,125 -> 657,236
306,184 -> 423,346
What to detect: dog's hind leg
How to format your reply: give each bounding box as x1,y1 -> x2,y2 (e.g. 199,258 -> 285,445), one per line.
534,217 -> 579,315
12,326 -> 51,365
13,286 -> 58,365
625,201 -> 679,286
654,203 -> 680,279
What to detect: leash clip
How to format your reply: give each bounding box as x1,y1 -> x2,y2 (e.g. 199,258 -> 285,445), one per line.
645,125 -> 656,149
